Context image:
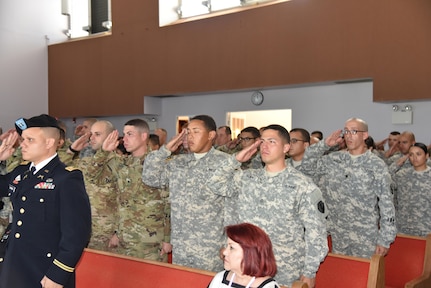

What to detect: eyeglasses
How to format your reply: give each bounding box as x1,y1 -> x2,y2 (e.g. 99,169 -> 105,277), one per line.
290,138 -> 305,144
342,129 -> 366,135
239,137 -> 257,142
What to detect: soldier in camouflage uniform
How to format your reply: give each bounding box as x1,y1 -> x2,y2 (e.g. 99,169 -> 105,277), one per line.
142,115 -> 232,271
392,143 -> 431,237
387,131 -> 416,173
84,119 -> 170,261
73,118 -> 97,159
56,121 -> 75,166
0,154 -> 10,235
67,120 -> 117,252
286,128 -> 310,172
301,118 -> 397,259
208,125 -> 328,288
236,126 -> 263,170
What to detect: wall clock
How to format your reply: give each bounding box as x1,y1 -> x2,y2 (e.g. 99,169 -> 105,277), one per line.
251,91 -> 264,106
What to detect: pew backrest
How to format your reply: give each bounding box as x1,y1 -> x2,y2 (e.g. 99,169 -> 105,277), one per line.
385,234 -> 430,288
315,253 -> 384,288
76,248 -> 216,288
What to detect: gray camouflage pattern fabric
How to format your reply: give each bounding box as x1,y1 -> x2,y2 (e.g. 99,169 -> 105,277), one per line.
392,166 -> 431,236
207,155 -> 328,286
301,141 -> 396,258
142,146 -> 232,271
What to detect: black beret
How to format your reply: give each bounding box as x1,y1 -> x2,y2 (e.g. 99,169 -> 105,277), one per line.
15,114 -> 62,135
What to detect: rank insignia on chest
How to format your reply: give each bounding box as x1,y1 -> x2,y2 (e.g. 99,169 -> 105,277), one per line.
8,184 -> 16,194
34,182 -> 56,189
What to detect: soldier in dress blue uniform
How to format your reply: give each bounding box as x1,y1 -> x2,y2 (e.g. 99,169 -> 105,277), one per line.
0,114 -> 91,288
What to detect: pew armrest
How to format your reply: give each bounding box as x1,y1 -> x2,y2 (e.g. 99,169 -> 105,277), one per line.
367,254 -> 385,288
405,273 -> 431,288
423,234 -> 431,275
291,280 -> 308,288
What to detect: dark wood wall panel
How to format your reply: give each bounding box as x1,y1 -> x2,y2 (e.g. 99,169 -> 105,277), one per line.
48,0 -> 431,117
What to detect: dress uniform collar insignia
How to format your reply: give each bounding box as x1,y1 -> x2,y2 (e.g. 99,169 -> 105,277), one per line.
37,175 -> 44,180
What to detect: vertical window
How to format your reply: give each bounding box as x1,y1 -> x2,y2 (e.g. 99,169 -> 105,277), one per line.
62,0 -> 111,38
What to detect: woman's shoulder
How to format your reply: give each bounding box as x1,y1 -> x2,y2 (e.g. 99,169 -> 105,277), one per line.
208,270 -> 230,288
257,277 -> 280,288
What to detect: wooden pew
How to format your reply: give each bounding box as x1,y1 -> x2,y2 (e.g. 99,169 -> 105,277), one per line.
315,253 -> 385,288
76,248 -> 216,287
385,234 -> 431,288
76,249 -> 307,288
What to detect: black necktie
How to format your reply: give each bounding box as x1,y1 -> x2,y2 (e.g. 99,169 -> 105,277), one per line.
30,166 -> 36,174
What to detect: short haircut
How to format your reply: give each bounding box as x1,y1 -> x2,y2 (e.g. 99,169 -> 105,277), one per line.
84,118 -> 98,126
345,117 -> 368,132
365,136 -> 376,149
156,128 -> 167,134
401,131 -> 415,142
290,128 -> 310,144
225,223 -> 277,277
218,126 -> 232,135
190,115 -> 217,132
57,120 -> 67,141
97,120 -> 115,134
262,124 -> 290,144
241,126 -> 260,138
311,130 -> 323,140
149,134 -> 160,146
411,142 -> 428,155
124,119 -> 150,133
42,127 -> 61,141
390,131 -> 401,136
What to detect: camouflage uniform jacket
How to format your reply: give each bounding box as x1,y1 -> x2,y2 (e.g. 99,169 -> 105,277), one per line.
389,154 -> 431,175
83,150 -> 170,259
207,156 -> 328,286
57,139 -> 75,166
6,148 -> 23,173
142,146 -> 232,271
392,166 -> 431,236
302,141 -> 396,257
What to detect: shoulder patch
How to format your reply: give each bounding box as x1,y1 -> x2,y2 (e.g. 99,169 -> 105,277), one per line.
65,166 -> 79,172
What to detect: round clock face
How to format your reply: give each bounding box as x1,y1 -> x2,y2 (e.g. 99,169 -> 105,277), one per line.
251,91 -> 264,106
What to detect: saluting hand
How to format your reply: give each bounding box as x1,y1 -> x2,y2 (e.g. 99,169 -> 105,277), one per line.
325,129 -> 344,147
0,131 -> 18,161
102,130 -> 119,152
235,140 -> 260,163
69,132 -> 91,153
165,129 -> 186,153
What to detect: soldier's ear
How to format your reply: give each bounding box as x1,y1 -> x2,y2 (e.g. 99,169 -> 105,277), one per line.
208,130 -> 216,141
45,138 -> 57,150
283,143 -> 290,154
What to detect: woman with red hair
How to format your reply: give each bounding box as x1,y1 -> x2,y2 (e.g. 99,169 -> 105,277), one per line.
208,223 -> 279,288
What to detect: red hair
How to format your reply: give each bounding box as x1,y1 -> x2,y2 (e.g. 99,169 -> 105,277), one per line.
225,223 -> 277,277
